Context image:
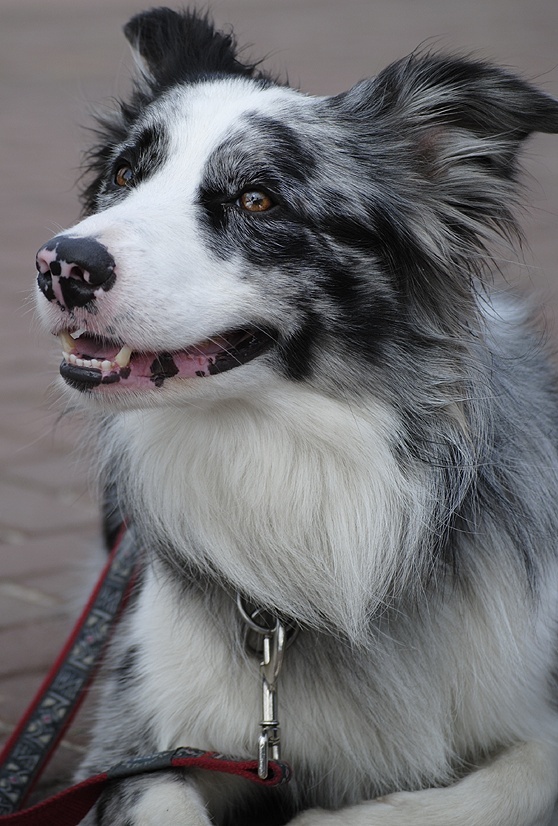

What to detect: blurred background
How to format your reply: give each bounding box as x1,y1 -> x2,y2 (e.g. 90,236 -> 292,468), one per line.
1,0 -> 558,798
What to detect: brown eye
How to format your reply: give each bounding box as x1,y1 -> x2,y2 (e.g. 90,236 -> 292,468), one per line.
238,190 -> 274,213
114,166 -> 134,187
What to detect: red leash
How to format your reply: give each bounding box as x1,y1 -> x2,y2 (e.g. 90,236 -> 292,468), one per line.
0,748 -> 290,826
0,526 -> 291,825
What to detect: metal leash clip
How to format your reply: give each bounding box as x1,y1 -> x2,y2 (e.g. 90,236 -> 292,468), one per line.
236,595 -> 296,779
258,618 -> 286,779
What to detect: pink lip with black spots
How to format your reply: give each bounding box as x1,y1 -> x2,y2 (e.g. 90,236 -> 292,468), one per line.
57,329 -> 274,391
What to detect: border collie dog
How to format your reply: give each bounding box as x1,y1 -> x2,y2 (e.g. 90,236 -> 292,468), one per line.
35,8 -> 558,825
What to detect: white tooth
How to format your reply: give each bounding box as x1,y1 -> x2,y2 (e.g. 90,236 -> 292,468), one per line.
63,351 -> 70,361
75,358 -> 84,367
91,359 -> 101,368
58,331 -> 75,351
114,345 -> 133,368
71,328 -> 86,340
69,354 -> 77,365
101,360 -> 113,372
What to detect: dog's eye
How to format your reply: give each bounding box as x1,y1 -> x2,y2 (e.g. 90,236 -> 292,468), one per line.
237,190 -> 275,213
114,166 -> 134,188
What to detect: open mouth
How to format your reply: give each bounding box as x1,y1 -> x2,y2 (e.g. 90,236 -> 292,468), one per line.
57,329 -> 274,392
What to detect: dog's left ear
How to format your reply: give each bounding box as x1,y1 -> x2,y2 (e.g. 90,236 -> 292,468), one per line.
333,54 -> 558,333
342,52 -> 558,182
123,7 -> 261,88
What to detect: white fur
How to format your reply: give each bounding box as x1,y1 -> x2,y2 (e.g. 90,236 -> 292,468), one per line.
129,781 -> 209,826
105,380 -> 425,637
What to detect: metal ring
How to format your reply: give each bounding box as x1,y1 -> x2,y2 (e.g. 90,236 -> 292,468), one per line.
236,593 -> 301,655
236,593 -> 279,635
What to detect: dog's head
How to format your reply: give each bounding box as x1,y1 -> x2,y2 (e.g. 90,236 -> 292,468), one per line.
36,7 -> 558,408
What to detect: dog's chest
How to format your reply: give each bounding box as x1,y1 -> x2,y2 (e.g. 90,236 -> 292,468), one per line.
121,567 -> 456,807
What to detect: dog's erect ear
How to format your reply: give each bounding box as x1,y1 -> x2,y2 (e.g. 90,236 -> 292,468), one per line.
123,7 -> 261,87
333,54 -> 558,334
343,52 -> 558,178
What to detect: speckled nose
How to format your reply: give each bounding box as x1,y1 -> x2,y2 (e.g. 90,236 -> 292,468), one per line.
36,235 -> 116,311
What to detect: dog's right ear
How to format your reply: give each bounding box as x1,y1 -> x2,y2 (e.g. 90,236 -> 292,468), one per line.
123,7 -> 261,88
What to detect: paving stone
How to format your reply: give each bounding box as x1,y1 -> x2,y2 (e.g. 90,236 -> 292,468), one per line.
0,616 -> 78,679
0,480 -> 98,536
22,564 -> 102,606
0,587 -> 66,629
0,672 -> 49,732
4,453 -> 93,499
0,531 -> 97,579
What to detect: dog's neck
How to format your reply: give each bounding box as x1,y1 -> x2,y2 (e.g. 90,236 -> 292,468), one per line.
99,380 -> 432,642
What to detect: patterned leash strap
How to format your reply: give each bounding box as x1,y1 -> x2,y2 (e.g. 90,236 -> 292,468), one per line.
0,527 -> 293,826
0,525 -> 137,816
0,748 -> 291,826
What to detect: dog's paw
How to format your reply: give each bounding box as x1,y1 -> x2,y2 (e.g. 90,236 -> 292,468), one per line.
287,792 -> 465,826
90,776 -> 212,825
288,799 -> 398,826
288,786 -> 555,826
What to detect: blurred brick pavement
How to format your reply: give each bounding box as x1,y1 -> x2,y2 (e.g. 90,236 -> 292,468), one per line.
1,0 -> 558,803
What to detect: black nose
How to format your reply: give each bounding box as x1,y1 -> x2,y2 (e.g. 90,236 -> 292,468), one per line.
36,235 -> 116,311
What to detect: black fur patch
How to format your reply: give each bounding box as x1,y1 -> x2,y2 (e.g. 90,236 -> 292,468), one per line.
123,8 -> 266,88
197,114 -> 316,260
92,122 -> 171,209
242,114 -> 317,183
112,645 -> 140,692
278,312 -> 322,381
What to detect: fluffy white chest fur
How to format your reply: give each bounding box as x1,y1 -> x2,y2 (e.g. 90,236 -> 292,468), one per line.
84,382 -> 558,823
